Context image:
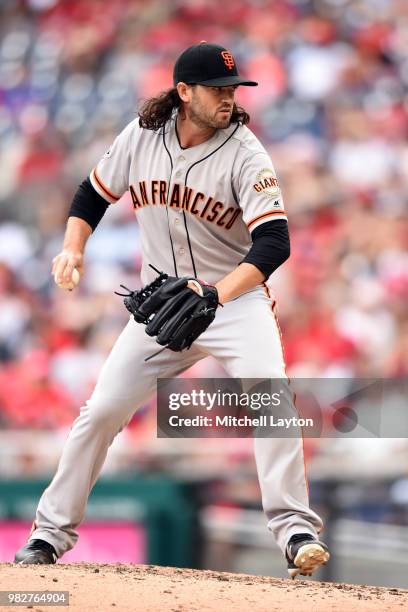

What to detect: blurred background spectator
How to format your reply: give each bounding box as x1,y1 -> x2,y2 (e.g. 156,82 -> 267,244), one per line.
0,0 -> 407,587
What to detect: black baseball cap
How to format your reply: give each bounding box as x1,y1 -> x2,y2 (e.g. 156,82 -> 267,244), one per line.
173,42 -> 258,87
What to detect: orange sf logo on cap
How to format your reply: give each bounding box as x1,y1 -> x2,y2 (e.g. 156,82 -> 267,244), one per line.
221,51 -> 235,70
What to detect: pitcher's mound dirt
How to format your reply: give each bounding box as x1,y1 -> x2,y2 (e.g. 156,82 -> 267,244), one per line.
1,563 -> 407,611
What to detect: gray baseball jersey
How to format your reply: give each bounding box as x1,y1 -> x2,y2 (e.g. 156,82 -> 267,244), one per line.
90,114 -> 287,284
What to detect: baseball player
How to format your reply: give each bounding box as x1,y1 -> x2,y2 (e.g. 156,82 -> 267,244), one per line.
15,43 -> 329,577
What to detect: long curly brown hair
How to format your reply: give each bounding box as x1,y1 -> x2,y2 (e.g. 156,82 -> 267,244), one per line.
138,87 -> 250,131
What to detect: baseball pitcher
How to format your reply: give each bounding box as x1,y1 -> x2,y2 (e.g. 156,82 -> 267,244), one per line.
15,43 -> 329,578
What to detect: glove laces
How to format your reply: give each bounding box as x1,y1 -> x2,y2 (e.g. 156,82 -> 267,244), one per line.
114,265 -> 168,298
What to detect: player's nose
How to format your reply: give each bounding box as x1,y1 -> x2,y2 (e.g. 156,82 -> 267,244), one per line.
220,95 -> 234,107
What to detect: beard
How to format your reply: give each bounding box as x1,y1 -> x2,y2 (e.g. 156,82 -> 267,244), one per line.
189,97 -> 233,129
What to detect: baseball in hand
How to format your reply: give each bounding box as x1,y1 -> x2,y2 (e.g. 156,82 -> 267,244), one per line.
55,268 -> 80,290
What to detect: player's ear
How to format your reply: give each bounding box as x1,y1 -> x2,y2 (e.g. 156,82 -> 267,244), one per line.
176,82 -> 193,103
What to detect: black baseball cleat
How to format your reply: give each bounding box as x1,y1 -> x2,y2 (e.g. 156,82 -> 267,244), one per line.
286,533 -> 330,579
14,539 -> 58,565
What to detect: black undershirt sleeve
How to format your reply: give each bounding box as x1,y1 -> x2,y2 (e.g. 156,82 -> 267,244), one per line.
68,177 -> 110,231
241,219 -> 290,280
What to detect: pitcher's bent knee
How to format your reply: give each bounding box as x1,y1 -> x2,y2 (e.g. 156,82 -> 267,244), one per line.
80,395 -> 136,431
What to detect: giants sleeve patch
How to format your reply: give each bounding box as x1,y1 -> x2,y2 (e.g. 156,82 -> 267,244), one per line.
253,168 -> 281,198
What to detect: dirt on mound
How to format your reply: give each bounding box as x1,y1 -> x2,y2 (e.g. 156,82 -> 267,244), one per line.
1,563 -> 407,611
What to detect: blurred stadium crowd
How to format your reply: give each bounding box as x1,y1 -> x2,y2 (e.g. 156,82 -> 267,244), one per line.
0,0 -> 407,432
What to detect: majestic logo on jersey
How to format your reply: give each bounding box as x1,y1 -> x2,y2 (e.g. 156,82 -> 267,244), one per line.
221,51 -> 235,70
129,180 -> 241,230
253,168 -> 281,199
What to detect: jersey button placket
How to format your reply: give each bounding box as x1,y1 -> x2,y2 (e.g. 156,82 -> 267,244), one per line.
174,154 -> 186,180
172,154 -> 186,254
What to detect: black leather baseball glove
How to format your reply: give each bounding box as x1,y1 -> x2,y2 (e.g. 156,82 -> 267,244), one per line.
116,266 -> 220,354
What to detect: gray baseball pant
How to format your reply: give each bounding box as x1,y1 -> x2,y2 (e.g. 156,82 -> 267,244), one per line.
30,287 -> 323,557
